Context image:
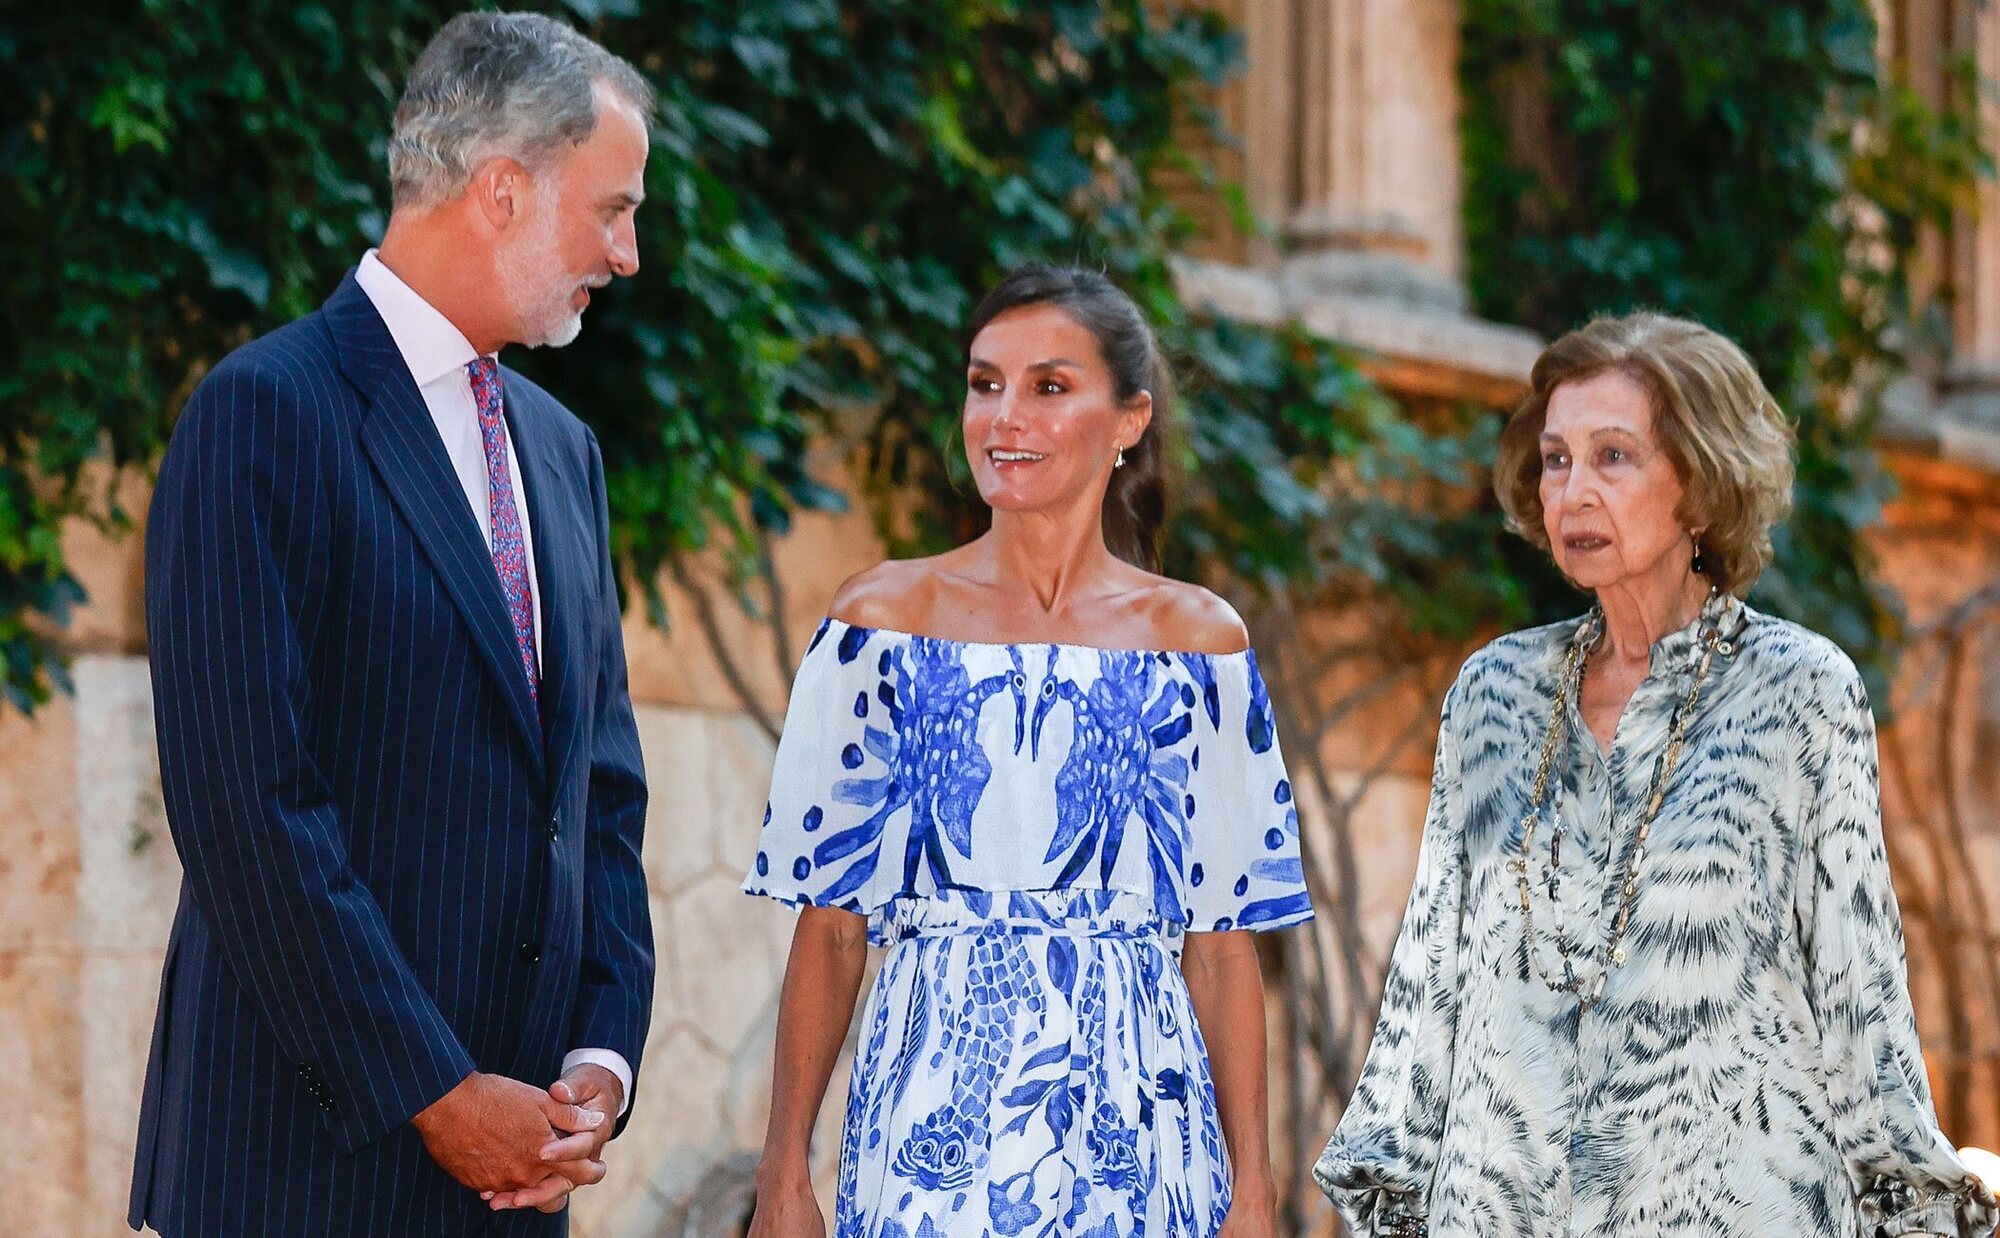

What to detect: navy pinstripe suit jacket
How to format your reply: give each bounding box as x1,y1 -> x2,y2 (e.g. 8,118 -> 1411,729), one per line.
131,273 -> 653,1237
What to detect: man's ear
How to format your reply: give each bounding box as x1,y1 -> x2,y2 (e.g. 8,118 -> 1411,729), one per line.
466,156 -> 529,233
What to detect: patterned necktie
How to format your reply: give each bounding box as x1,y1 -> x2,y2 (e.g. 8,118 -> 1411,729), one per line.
466,358 -> 539,707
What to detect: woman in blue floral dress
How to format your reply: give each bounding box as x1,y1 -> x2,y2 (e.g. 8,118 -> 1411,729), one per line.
742,266 -> 1314,1238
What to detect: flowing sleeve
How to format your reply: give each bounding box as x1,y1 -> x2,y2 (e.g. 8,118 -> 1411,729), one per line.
741,620 -> 897,922
1182,650 -> 1314,932
1797,659 -> 1998,1237
1314,675 -> 1467,1237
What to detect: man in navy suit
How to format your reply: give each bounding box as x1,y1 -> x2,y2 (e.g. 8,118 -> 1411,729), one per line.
133,13 -> 656,1234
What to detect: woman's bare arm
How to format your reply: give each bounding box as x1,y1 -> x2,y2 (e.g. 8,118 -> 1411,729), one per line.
1182,929 -> 1278,1233
749,905 -> 870,1236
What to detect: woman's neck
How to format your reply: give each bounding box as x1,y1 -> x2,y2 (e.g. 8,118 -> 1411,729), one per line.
983,507 -> 1119,614
1593,566 -> 1713,668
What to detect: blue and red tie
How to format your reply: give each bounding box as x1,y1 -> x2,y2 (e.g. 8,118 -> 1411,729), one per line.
466,358 -> 539,707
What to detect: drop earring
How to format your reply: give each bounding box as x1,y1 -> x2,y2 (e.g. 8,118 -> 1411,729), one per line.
1114,446 -> 1126,469
1690,533 -> 1706,575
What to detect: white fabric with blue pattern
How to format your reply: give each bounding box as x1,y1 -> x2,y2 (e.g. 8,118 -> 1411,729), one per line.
745,618 -> 1313,1237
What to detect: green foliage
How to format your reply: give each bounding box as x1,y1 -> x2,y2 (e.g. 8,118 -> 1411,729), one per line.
3,0 -> 1477,712
1462,0 -> 1990,681
1170,320 -> 1531,637
2,2 -> 433,710
533,0 -> 1249,586
6,1 -> 1977,714
527,0 -> 1517,639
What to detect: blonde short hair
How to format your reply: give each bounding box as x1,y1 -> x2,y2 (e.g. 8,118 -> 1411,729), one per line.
1494,312 -> 1796,596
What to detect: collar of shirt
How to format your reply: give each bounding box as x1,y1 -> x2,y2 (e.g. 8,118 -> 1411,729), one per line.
354,248 -> 490,386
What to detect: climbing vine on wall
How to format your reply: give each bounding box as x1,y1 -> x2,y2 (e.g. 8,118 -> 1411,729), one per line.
1462,0 -> 1990,687
1,0 -> 1504,715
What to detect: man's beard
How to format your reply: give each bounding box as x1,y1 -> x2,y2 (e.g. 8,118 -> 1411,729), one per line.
496,194 -> 593,349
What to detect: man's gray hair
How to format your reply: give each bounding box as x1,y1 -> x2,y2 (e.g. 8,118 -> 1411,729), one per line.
388,11 -> 654,211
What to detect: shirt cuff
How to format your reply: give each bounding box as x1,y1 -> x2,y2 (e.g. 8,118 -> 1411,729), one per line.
560,1048 -> 633,1118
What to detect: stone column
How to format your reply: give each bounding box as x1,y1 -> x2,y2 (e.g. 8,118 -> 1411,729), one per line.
1178,0 -> 1541,405
1278,0 -> 1469,313
1235,0 -> 1300,268
1941,0 -> 2000,438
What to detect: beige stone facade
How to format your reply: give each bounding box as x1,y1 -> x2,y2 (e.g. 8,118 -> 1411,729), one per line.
4,4 -> 1999,1237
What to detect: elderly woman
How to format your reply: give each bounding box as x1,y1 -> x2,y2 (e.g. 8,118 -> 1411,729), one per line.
1315,312 -> 1998,1237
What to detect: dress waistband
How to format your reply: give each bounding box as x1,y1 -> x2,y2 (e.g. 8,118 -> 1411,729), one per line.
881,888 -> 1172,943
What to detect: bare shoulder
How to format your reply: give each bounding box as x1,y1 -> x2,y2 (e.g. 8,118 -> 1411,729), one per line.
825,557 -> 948,632
1140,578 -> 1250,655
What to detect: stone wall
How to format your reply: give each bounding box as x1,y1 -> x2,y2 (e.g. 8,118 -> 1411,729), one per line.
2,656 -> 168,1236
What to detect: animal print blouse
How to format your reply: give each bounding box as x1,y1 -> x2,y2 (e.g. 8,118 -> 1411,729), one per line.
1316,598 -> 1997,1237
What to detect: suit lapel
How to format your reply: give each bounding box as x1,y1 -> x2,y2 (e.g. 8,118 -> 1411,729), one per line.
506,386 -> 584,790
324,275 -> 547,772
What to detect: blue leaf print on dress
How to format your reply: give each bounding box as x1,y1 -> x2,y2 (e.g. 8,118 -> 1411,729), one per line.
1181,651 -> 1222,729
1048,936 -> 1078,997
1244,651 -> 1276,753
743,626 -> 1313,1237
1031,650 -> 1198,922
1237,892 -> 1314,927
886,963 -> 931,1107
820,637 -> 1027,899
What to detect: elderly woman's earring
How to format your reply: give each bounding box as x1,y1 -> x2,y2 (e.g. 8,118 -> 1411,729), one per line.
1114,446 -> 1126,469
1690,535 -> 1707,575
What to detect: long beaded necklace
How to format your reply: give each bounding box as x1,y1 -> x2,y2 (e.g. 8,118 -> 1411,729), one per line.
1510,588 -> 1732,1011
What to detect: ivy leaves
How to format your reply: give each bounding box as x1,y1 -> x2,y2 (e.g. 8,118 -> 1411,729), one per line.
1462,0 -> 1989,684
9,0 -> 1953,716
2,0 -> 1414,719
3,1 -> 419,709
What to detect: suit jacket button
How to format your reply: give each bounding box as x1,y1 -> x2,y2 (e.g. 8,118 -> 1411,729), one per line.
519,941 -> 541,964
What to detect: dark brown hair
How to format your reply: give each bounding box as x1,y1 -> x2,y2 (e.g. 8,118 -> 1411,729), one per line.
963,264 -> 1177,572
